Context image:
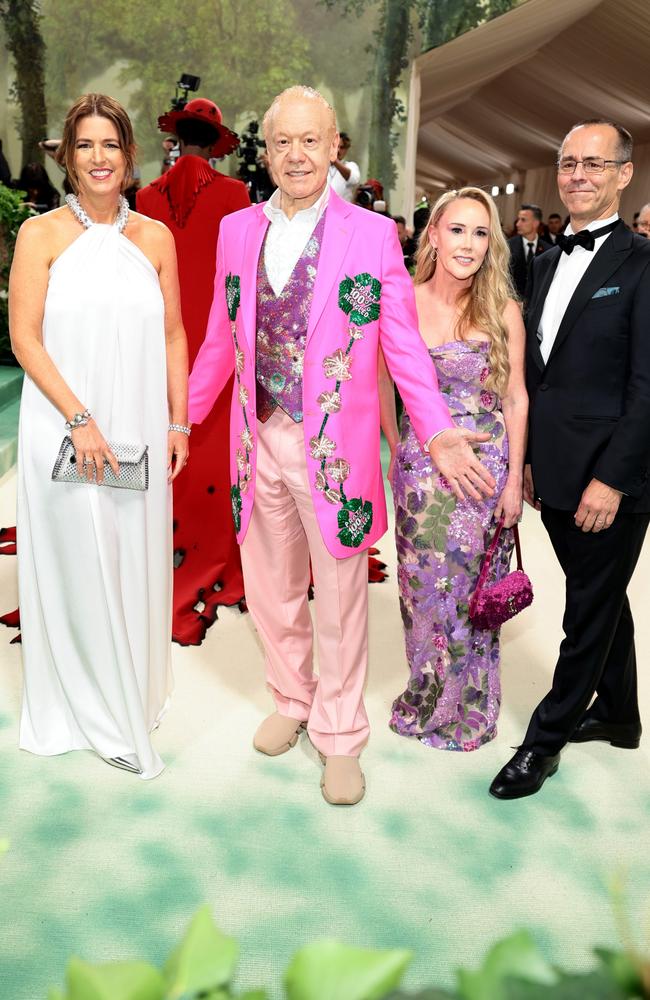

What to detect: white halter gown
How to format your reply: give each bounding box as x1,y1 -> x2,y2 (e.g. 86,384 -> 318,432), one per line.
16,214 -> 172,779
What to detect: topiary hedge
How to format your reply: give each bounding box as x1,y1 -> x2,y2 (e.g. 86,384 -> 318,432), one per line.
0,181 -> 34,364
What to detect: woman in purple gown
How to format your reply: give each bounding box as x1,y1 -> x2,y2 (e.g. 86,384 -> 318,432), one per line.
381,187 -> 528,751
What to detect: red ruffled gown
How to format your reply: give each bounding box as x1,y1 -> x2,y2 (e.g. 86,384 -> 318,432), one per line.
137,155 -> 250,644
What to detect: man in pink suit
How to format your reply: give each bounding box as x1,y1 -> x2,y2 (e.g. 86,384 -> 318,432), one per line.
188,86 -> 494,805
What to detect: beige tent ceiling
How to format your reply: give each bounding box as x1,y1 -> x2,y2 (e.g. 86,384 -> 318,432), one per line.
405,0 -> 650,219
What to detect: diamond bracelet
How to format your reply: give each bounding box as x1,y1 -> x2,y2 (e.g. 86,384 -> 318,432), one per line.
169,423 -> 191,436
65,409 -> 91,430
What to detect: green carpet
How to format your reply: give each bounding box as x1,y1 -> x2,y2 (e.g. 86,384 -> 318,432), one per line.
0,469 -> 649,999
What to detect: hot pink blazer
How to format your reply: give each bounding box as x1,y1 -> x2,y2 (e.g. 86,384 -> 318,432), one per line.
188,190 -> 453,558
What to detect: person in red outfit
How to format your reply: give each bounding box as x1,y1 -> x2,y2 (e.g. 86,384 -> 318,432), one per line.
137,98 -> 251,644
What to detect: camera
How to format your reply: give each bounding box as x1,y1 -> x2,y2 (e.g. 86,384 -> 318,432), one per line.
236,120 -> 274,202
354,184 -> 376,209
170,73 -> 201,112
237,120 -> 264,167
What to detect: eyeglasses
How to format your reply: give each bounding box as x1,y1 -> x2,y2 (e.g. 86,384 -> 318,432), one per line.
557,157 -> 628,174
638,222 -> 650,233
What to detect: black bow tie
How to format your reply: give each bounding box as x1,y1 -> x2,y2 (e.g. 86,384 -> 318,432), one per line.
556,219 -> 619,255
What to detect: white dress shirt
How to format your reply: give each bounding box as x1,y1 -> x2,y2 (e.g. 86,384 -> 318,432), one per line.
328,160 -> 360,202
522,234 -> 538,256
538,212 -> 619,364
263,185 -> 330,296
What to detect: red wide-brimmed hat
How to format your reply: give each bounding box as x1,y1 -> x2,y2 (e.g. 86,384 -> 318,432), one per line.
157,98 -> 239,158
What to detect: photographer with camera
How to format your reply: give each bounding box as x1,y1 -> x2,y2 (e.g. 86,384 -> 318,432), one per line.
236,121 -> 275,202
137,87 -> 250,645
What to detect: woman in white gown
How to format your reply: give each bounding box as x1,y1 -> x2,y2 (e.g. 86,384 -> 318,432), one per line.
9,94 -> 189,779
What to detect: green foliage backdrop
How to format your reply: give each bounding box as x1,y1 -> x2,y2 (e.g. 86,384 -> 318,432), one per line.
39,0 -> 375,173
2,1 -> 523,206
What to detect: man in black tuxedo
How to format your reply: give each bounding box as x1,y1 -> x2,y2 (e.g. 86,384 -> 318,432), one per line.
491,118 -> 650,799
507,204 -> 552,300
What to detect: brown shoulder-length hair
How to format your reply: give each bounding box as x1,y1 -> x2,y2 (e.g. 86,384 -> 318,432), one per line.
55,93 -> 136,194
413,186 -> 516,397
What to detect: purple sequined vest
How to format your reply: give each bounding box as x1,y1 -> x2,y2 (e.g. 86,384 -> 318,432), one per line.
255,213 -> 326,423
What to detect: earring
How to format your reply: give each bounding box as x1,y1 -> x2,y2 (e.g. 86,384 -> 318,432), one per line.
429,246 -> 438,262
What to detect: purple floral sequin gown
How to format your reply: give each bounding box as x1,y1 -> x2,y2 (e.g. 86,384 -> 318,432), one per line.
390,340 -> 514,751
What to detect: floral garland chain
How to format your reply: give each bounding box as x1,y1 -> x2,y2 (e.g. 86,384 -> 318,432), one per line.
225,273 -> 252,532
311,272 -> 382,548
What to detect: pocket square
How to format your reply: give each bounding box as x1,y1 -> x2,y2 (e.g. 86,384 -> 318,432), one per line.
592,286 -> 620,298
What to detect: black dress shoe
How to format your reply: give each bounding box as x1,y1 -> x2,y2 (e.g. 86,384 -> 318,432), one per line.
569,716 -> 641,749
489,748 -> 561,800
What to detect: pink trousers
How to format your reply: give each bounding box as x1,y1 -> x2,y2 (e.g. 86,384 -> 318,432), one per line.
240,408 -> 370,756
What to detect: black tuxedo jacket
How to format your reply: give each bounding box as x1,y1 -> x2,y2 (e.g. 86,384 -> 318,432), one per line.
508,235 -> 552,299
525,220 -> 650,512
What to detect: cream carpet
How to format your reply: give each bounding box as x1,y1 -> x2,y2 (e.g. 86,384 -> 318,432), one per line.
0,465 -> 649,998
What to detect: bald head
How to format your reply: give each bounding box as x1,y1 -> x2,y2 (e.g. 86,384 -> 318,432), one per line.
263,85 -> 340,219
262,86 -> 337,142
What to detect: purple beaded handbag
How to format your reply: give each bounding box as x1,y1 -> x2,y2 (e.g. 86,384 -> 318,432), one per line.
468,517 -> 533,630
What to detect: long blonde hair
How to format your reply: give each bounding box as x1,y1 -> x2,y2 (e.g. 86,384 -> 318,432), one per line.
413,187 -> 515,397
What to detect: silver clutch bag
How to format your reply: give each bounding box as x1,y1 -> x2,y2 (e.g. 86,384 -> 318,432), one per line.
52,436 -> 149,491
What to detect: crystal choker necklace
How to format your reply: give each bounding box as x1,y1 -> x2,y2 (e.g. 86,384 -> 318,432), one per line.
65,193 -> 130,233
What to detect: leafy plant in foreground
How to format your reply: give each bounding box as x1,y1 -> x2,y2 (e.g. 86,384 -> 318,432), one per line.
45,905 -> 650,1000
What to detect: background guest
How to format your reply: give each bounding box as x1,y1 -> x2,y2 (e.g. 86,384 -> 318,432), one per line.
393,213 -> 416,269
546,212 -> 565,244
327,130 -> 360,202
507,203 -> 551,300
637,202 -> 650,237
412,203 -> 430,245
14,162 -> 59,213
138,98 -> 250,645
161,136 -> 179,174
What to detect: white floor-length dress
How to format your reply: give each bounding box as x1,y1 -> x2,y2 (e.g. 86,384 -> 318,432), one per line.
17,207 -> 172,779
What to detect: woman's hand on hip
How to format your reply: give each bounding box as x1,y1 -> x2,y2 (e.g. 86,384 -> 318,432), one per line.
70,420 -> 118,484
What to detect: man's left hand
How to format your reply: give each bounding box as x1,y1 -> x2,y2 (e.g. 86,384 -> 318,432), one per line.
428,428 -> 495,502
574,478 -> 622,532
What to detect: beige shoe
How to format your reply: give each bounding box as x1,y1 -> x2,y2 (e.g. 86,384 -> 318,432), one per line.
320,755 -> 366,805
253,712 -> 305,756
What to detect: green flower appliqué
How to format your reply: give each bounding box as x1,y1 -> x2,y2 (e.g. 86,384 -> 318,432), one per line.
337,497 -> 374,548
338,272 -> 381,326
225,273 -> 241,321
230,484 -> 243,533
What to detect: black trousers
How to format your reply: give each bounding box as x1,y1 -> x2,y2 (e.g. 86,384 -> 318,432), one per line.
523,505 -> 650,755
